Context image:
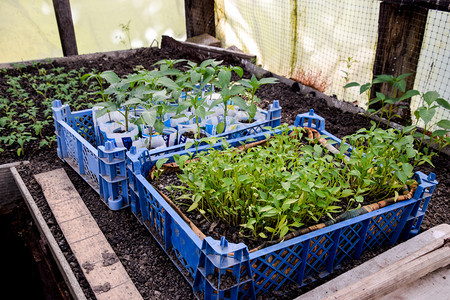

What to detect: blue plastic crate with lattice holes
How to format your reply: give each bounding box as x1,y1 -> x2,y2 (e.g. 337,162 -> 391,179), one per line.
52,100 -> 130,210
52,99 -> 282,212
126,108 -> 438,299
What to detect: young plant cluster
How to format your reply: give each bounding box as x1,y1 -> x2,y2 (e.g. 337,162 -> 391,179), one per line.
0,63 -> 101,156
170,124 -> 429,241
345,74 -> 450,153
88,59 -> 277,147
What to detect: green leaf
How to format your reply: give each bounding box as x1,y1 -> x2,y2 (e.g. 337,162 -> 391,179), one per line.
230,96 -> 248,110
142,110 -> 157,126
176,102 -> 191,114
360,83 -> 371,94
355,196 -> 364,203
196,106 -> 207,119
258,190 -> 268,200
259,77 -> 278,85
232,66 -> 244,78
156,158 -> 169,170
280,226 -> 289,238
315,190 -> 326,198
406,147 -> 417,158
348,170 -> 361,177
396,170 -> 408,184
154,119 -> 165,134
344,82 -> 360,88
436,98 -> 450,110
436,119 -> 450,129
399,89 -> 420,101
431,129 -> 448,137
375,92 -> 386,100
423,91 -> 440,106
419,108 -> 435,125
222,178 -> 234,186
373,74 -> 393,84
260,205 -> 274,213
238,79 -> 253,89
402,163 -> 414,176
258,232 -> 268,239
229,85 -> 245,96
184,141 -> 194,150
190,71 -> 202,85
216,122 -> 225,134
123,97 -> 143,107
281,182 -> 291,191
199,59 -> 217,68
393,80 -> 406,93
209,98 -> 223,109
157,77 -> 180,91
218,70 -> 231,88
264,226 -> 275,233
283,198 -> 298,206
396,73 -> 412,81
238,175 -> 251,182
100,71 -> 120,84
187,201 -> 199,212
341,189 -> 354,197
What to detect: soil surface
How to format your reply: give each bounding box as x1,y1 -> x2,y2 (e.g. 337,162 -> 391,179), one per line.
0,46 -> 448,299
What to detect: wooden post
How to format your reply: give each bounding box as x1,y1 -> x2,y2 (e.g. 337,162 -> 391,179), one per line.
371,2 -> 428,116
184,0 -> 216,38
52,0 -> 78,56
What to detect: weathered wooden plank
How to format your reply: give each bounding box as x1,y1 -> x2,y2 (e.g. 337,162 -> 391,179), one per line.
35,168 -> 142,300
161,35 -> 256,61
324,233 -> 450,300
52,0 -> 78,56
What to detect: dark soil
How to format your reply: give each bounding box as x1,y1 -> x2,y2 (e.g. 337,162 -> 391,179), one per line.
0,45 -> 448,300
182,131 -> 208,140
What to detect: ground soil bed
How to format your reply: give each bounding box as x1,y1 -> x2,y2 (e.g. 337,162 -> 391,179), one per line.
1,46 -> 449,299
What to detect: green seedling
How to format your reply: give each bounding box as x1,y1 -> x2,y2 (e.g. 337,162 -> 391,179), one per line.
411,91 -> 450,152
118,20 -> 132,49
345,73 -> 419,127
237,75 -> 278,122
210,65 -> 244,133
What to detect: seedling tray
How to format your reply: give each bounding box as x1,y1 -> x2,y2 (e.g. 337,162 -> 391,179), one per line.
126,110 -> 438,299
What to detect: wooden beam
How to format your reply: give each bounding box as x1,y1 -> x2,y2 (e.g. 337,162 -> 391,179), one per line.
184,0 -> 216,38
371,2 -> 428,117
161,35 -> 256,61
380,0 -> 450,12
324,234 -> 450,300
52,0 -> 78,56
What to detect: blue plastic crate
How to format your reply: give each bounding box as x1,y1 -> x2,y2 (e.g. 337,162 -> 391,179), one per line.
126,109 -> 438,299
52,99 -> 282,211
